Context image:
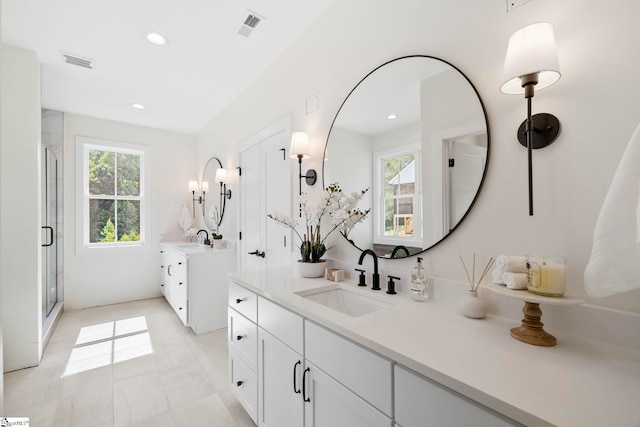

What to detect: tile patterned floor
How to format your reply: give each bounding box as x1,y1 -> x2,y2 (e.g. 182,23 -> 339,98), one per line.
4,297 -> 256,427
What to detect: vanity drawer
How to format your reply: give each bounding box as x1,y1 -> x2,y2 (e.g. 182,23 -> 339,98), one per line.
228,308 -> 257,371
258,296 -> 303,354
395,365 -> 521,427
229,346 -> 257,424
305,320 -> 392,417
228,281 -> 257,323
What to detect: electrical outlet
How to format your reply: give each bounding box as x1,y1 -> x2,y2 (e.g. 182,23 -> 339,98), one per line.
507,0 -> 530,12
306,93 -> 319,115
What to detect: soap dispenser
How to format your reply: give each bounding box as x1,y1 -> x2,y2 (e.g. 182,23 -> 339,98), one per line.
410,257 -> 429,301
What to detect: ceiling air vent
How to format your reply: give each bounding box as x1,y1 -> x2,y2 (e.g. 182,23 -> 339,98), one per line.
237,11 -> 264,38
61,52 -> 94,70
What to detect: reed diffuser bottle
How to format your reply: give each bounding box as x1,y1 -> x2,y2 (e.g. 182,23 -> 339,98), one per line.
458,254 -> 494,319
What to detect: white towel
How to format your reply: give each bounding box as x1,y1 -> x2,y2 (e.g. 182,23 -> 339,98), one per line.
584,123 -> 640,298
492,267 -> 505,284
177,204 -> 193,232
637,179 -> 640,245
492,255 -> 528,284
495,255 -> 527,273
502,272 -> 528,290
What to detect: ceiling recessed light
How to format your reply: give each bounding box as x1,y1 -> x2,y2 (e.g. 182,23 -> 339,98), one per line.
387,114 -> 397,120
131,103 -> 145,110
145,32 -> 167,46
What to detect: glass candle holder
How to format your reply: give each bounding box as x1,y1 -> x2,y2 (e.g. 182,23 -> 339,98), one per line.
526,256 -> 566,297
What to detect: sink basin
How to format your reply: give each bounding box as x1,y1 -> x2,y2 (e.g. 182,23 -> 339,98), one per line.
175,243 -> 203,248
296,285 -> 393,317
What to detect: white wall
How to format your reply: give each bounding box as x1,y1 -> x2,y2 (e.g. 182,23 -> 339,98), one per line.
1,7 -> 4,404
196,0 -> 640,314
63,114 -> 197,310
0,45 -> 42,371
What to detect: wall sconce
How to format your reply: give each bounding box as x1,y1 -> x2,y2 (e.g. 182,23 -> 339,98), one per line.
215,168 -> 232,220
290,132 -> 317,216
189,180 -> 208,217
501,22 -> 561,216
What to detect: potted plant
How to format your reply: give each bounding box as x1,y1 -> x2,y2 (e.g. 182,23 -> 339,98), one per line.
208,206 -> 223,239
268,183 -> 370,277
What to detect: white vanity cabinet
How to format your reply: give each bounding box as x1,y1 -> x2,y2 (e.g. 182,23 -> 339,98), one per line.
228,281 -> 258,424
394,365 -> 521,427
160,242 -> 235,334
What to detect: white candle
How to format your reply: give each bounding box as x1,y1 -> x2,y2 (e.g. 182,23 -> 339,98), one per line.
527,257 -> 567,296
539,263 -> 566,296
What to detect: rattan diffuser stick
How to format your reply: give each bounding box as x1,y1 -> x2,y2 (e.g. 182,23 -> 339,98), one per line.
459,254 -> 495,292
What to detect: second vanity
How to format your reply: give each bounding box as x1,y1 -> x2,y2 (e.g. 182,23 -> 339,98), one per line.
160,241 -> 235,334
227,267 -> 639,427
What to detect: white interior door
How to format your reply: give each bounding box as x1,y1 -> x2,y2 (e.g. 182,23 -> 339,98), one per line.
263,136 -> 291,268
240,144 -> 263,272
238,117 -> 292,271
445,138 -> 486,231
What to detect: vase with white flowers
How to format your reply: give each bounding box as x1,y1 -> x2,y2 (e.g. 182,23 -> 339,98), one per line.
268,183 -> 370,277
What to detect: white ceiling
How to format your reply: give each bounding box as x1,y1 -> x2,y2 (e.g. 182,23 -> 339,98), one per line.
1,0 -> 337,135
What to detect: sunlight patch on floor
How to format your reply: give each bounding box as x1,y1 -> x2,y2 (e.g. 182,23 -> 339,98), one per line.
64,316 -> 153,376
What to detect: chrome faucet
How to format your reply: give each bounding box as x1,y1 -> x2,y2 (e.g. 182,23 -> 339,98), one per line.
197,229 -> 210,246
358,249 -> 380,290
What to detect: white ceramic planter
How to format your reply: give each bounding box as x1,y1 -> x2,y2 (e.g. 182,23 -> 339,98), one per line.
297,260 -> 327,278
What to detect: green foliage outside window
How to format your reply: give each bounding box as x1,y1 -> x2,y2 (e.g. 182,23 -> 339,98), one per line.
383,154 -> 415,236
88,149 -> 141,243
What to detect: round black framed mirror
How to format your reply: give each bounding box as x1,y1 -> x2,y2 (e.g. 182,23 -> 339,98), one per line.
323,55 -> 490,258
201,156 -> 230,233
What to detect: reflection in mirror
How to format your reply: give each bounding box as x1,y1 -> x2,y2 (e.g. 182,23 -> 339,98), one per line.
201,157 -> 228,234
324,56 -> 489,258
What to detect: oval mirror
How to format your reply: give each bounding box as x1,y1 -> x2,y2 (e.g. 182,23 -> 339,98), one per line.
323,55 -> 490,258
201,156 -> 230,233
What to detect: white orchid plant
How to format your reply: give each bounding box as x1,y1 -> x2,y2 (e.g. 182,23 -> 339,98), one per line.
208,206 -> 223,238
268,183 -> 370,263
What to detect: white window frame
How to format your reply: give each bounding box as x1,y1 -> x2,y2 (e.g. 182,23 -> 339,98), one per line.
373,142 -> 422,248
75,136 -> 151,254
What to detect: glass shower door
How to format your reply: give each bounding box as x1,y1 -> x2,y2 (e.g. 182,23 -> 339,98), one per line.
42,146 -> 59,316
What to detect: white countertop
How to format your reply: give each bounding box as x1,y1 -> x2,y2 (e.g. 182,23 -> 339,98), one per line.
228,267 -> 640,427
161,241 -> 234,256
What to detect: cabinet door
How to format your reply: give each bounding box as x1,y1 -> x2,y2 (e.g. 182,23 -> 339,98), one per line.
305,321 -> 392,416
160,251 -> 168,296
258,328 -> 304,427
395,365 -> 521,427
173,275 -> 188,325
166,252 -> 188,326
230,346 -> 258,424
304,362 -> 392,427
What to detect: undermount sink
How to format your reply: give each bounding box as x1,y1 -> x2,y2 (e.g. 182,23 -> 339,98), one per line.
296,285 -> 394,317
174,242 -> 204,248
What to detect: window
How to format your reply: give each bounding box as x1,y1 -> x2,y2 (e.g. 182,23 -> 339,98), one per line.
374,144 -> 422,246
76,136 -> 150,251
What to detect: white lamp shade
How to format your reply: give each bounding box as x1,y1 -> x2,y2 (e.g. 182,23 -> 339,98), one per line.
215,168 -> 228,183
201,181 -> 209,192
500,22 -> 561,95
290,132 -> 311,159
188,180 -> 199,192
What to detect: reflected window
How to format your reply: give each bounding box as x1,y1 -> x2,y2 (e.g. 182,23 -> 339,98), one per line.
384,154 -> 416,237
374,144 -> 422,247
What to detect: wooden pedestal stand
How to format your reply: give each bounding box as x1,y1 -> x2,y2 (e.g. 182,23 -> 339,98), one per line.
510,301 -> 556,346
487,283 -> 588,347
